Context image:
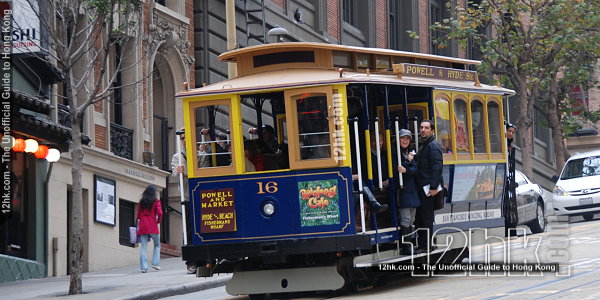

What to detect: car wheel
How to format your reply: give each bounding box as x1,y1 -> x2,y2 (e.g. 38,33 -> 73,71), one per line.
583,214 -> 595,221
528,201 -> 546,234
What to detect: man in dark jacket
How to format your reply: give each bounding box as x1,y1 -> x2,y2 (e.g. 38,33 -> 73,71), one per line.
415,120 -> 443,252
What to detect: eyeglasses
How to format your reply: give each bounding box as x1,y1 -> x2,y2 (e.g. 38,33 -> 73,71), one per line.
180,136 -> 185,140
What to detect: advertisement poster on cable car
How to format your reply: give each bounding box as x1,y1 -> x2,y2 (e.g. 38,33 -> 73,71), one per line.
452,164 -> 497,202
298,179 -> 340,227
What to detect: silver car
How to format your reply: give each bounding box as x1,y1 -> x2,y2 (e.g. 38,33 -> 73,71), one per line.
515,170 -> 547,233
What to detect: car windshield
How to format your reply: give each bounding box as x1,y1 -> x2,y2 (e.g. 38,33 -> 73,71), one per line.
560,155 -> 600,180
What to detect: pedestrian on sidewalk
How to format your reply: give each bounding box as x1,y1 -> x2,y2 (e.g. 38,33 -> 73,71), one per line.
137,185 -> 163,273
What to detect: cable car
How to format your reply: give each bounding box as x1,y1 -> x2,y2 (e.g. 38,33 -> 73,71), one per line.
177,42 -> 515,297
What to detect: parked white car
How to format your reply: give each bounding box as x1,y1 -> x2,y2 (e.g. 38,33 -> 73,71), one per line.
553,150 -> 600,221
515,170 -> 546,233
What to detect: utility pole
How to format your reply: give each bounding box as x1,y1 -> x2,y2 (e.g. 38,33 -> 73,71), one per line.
226,0 -> 237,78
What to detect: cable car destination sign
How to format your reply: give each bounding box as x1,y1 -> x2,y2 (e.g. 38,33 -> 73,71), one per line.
393,63 -> 480,85
199,188 -> 236,233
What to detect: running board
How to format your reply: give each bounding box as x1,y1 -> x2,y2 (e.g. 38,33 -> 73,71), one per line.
354,248 -> 447,268
226,266 -> 344,296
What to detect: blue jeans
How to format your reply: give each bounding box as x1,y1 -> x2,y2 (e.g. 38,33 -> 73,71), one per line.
139,233 -> 160,270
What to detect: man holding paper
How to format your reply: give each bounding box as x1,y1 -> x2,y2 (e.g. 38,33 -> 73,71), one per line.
414,120 -> 443,252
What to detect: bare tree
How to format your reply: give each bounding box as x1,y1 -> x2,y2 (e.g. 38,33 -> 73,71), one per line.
24,0 -> 143,294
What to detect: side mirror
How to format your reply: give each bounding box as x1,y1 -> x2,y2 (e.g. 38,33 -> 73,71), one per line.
551,175 -> 559,183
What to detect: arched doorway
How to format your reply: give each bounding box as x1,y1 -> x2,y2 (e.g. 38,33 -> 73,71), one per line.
150,46 -> 189,249
152,54 -> 176,172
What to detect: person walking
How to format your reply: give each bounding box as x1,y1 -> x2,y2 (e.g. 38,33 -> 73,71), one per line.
414,120 -> 443,252
396,129 -> 420,255
137,185 -> 163,273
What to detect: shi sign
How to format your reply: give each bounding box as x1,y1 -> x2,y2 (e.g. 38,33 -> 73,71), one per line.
13,1 -> 40,54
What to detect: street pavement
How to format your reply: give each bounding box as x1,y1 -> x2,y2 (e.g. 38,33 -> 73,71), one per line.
0,190 -> 556,300
0,257 -> 231,300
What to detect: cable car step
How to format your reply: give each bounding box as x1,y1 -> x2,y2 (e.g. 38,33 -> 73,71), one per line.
353,248 -> 446,268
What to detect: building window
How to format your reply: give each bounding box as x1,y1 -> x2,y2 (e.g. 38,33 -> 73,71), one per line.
430,0 -> 453,56
534,108 -> 549,143
534,108 -> 553,163
111,40 -> 122,125
119,199 -> 136,247
389,0 -> 418,51
342,0 -> 358,26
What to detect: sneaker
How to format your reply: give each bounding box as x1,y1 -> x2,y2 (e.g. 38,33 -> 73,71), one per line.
152,265 -> 161,270
187,265 -> 197,274
142,269 -> 147,273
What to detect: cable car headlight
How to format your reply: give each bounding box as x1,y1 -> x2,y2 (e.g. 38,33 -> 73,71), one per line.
261,200 -> 276,217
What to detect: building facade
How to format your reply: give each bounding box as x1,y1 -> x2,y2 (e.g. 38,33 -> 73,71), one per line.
5,0 -> 595,282
1,0 -> 195,282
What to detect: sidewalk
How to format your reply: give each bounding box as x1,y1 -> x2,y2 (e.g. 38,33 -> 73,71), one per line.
0,257 -> 231,300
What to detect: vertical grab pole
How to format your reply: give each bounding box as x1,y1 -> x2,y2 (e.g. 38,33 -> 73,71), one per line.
176,139 -> 188,245
413,118 -> 419,151
394,118 -> 404,188
374,118 -> 383,190
353,118 -> 366,233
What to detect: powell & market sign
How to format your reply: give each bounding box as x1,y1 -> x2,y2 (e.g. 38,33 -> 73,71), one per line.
199,188 -> 236,233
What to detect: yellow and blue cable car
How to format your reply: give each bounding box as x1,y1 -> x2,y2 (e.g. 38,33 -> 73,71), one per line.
177,42 -> 515,296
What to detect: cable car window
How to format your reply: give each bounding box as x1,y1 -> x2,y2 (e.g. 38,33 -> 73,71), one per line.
195,105 -> 232,168
333,51 -> 352,68
187,99 -> 237,178
240,93 -> 289,172
253,51 -> 315,68
296,93 -> 331,160
453,98 -> 470,153
357,53 -> 370,69
375,55 -> 390,70
471,100 -> 485,153
488,101 -> 502,153
435,94 -> 452,155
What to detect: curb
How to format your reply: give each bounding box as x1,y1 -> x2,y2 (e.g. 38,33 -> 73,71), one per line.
118,276 -> 231,300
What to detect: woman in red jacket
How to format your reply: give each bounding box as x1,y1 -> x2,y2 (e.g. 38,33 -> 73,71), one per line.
137,185 -> 163,272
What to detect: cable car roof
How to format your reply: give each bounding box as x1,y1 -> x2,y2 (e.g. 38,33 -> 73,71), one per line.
177,68 -> 515,98
218,42 -> 481,66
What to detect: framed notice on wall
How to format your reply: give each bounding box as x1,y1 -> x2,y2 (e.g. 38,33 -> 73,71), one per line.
94,175 -> 116,226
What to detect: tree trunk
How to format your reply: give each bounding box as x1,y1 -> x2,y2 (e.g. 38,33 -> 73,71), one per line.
514,76 -> 535,179
68,91 -> 84,295
547,77 -> 567,174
